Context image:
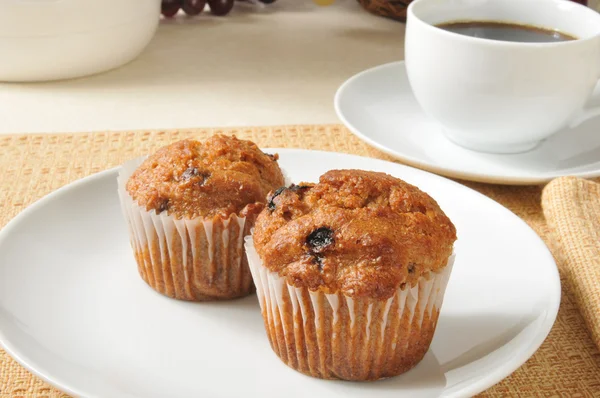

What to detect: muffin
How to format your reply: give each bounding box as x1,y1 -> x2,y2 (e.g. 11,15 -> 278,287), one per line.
245,169 -> 456,381
117,135 -> 285,301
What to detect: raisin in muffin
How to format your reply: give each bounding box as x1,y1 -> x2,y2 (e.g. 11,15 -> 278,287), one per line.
245,169 -> 456,381
117,135 -> 285,301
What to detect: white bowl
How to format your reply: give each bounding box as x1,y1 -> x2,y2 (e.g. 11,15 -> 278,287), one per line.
0,0 -> 161,82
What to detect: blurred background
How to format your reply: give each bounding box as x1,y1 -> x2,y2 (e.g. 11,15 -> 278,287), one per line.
0,0 -> 595,135
0,0 -> 403,134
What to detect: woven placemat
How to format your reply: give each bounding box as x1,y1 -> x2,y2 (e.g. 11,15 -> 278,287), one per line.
1,125 -> 599,397
543,177 -> 600,352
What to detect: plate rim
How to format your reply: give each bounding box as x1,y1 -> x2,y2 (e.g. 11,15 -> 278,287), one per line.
0,165 -> 117,398
334,61 -> 600,185
0,148 -> 561,398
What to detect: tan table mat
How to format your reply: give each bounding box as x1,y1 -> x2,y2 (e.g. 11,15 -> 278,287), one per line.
0,125 -> 599,397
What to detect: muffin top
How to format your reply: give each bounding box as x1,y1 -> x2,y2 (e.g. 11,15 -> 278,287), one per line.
126,135 -> 285,219
252,170 -> 457,300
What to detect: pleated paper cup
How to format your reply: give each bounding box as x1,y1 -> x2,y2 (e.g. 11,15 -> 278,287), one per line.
245,236 -> 454,381
117,157 -> 258,301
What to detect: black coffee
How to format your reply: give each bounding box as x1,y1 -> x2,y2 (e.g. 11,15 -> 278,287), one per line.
436,21 -> 576,43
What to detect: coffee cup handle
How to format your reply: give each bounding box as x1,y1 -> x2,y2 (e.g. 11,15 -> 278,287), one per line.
568,77 -> 600,129
569,103 -> 600,129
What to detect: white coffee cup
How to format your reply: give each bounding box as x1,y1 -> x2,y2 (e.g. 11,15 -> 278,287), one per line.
405,0 -> 600,154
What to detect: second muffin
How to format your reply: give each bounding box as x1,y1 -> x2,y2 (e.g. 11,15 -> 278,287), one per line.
246,169 -> 457,381
118,135 -> 285,301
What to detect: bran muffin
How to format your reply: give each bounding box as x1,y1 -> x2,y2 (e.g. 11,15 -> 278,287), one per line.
118,135 -> 285,301
245,169 -> 456,381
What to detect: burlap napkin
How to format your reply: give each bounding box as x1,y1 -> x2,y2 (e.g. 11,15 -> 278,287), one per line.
542,176 -> 600,350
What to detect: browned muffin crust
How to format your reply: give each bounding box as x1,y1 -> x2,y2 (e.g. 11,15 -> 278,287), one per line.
126,135 -> 284,219
253,170 -> 457,300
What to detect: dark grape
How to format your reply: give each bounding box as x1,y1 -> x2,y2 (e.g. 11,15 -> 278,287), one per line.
182,0 -> 207,15
180,167 -> 200,180
267,187 -> 286,211
208,0 -> 235,16
162,0 -> 182,18
288,184 -> 310,193
157,198 -> 170,213
306,227 -> 335,253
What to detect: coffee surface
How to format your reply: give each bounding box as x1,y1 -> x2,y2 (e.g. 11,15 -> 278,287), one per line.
437,21 -> 576,43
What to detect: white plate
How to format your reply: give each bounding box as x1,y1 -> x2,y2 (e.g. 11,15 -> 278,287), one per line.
0,149 -> 560,398
335,61 -> 600,185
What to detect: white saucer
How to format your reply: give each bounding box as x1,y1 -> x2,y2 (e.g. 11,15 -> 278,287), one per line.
0,149 -> 560,397
335,62 -> 600,185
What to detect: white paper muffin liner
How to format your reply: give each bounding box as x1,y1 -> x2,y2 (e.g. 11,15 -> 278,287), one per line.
245,235 -> 454,380
117,157 -> 258,301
